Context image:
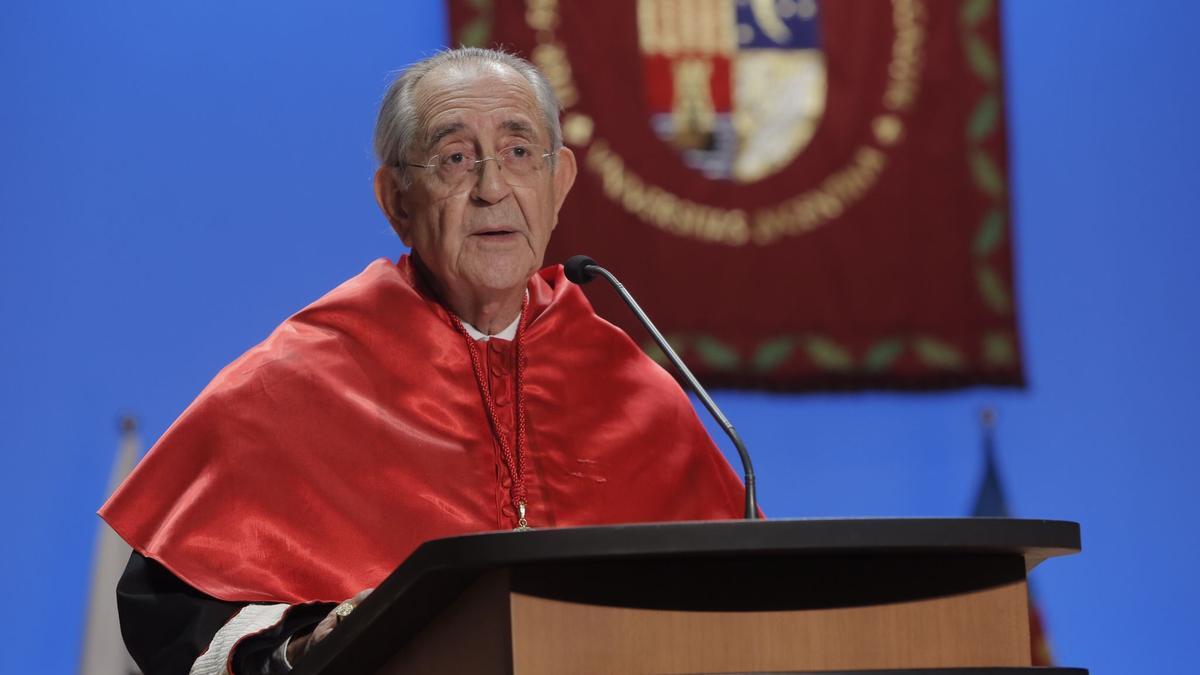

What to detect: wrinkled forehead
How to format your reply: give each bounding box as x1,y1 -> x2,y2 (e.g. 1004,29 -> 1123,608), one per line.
412,62 -> 546,151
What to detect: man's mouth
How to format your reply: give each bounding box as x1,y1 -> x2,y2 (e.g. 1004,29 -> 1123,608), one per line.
472,228 -> 519,237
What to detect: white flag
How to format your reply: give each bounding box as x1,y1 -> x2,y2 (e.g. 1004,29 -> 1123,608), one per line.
79,417 -> 142,675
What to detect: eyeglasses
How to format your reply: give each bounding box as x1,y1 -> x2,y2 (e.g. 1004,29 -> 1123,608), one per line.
406,145 -> 553,187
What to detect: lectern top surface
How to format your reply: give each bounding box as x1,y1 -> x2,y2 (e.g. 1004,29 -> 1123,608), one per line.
413,518 -> 1080,570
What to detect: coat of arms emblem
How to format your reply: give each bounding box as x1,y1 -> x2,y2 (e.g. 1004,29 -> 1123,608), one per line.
448,0 -> 1024,389
638,0 -> 826,183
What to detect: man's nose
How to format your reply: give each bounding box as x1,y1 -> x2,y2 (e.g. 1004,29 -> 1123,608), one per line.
469,158 -> 512,204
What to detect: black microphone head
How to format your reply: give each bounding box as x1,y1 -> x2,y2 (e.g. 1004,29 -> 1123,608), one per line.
564,255 -> 599,284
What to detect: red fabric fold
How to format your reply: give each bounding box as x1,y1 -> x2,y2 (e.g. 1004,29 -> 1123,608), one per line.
100,256 -> 745,603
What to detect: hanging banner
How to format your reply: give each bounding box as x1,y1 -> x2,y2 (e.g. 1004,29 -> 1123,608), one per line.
448,0 -> 1023,390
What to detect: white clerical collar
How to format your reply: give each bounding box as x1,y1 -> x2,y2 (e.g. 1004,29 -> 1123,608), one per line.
460,313 -> 520,342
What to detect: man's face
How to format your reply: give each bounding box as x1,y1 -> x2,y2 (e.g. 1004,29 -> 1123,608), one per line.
379,63 -> 576,301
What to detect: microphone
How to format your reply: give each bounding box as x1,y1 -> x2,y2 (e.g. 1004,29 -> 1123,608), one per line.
563,255 -> 758,520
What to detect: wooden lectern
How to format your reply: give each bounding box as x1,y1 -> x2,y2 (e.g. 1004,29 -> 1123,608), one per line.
294,519 -> 1084,674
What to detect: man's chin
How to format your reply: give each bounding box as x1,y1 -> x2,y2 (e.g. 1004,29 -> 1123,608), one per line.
460,257 -> 538,296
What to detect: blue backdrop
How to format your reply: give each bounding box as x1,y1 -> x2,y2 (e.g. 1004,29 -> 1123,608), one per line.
1,1 -> 1197,672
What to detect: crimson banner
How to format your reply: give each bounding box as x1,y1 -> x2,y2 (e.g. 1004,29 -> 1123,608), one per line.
448,0 -> 1023,390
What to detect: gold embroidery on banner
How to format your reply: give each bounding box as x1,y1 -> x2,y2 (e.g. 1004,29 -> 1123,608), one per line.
586,140 -> 751,246
639,0 -> 735,56
531,41 -> 578,109
527,0 -> 927,246
751,146 -> 887,245
525,0 -> 557,32
873,114 -> 904,146
562,112 -> 594,146
637,0 -> 660,53
670,58 -> 718,151
884,0 -> 925,112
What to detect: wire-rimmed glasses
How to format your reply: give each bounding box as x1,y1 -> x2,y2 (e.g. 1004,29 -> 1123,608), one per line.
406,145 -> 554,187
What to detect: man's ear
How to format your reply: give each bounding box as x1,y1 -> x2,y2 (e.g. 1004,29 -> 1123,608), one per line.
373,167 -> 413,246
551,146 -> 578,218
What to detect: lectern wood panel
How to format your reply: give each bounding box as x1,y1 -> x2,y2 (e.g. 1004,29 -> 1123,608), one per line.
382,554 -> 1032,674
509,555 -> 1030,673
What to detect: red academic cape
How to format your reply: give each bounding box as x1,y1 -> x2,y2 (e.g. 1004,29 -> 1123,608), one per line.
101,256 -> 747,604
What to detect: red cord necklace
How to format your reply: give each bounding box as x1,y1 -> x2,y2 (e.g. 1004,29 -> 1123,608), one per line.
451,297 -> 532,531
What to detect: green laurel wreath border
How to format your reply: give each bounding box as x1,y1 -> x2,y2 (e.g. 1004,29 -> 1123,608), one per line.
961,0 -> 1018,373
457,0 -> 1018,382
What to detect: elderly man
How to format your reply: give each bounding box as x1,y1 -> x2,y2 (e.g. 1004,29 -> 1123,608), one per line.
102,48 -> 746,674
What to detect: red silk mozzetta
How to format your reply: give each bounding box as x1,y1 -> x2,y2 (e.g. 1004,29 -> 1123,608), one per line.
100,256 -> 746,604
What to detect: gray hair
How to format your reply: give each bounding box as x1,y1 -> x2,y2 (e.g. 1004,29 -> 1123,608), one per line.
373,47 -> 563,171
